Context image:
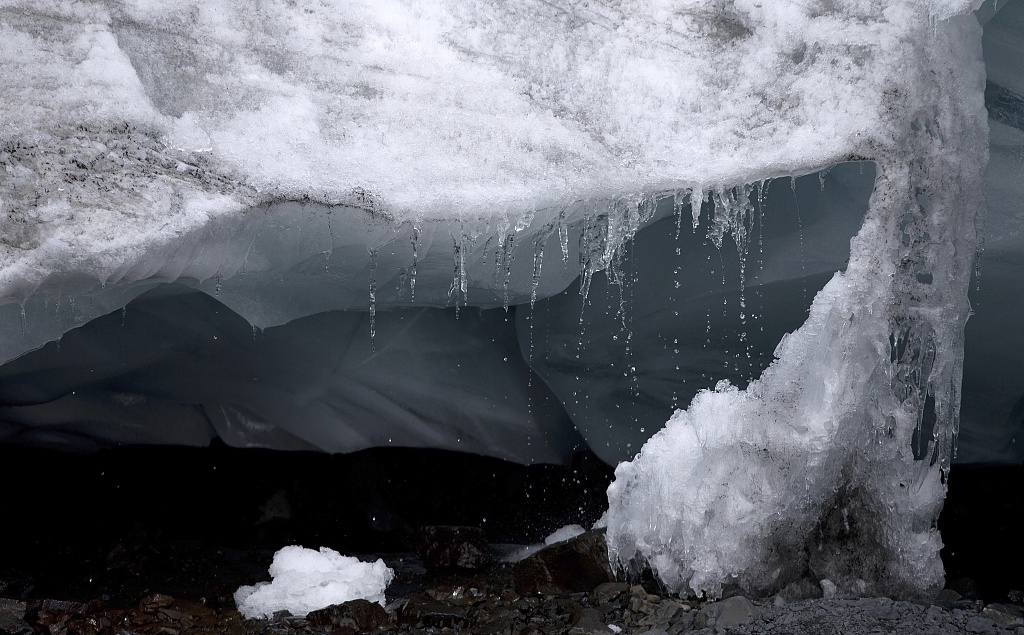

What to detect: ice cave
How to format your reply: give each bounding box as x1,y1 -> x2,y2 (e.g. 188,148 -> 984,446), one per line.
1,0 -> 1023,615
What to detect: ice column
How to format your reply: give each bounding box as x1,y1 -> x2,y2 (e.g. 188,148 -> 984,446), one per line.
605,9 -> 987,600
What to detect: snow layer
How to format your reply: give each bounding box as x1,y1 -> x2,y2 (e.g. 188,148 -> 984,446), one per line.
234,546 -> 393,619
0,0 -> 988,363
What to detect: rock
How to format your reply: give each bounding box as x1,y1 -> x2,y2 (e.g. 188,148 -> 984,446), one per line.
569,607 -> 614,635
819,579 -> 837,600
966,615 -> 998,634
590,583 -> 630,606
668,611 -> 694,634
425,584 -> 488,607
139,594 -> 175,614
38,600 -> 88,615
862,598 -> 901,621
638,600 -> 682,627
983,604 -> 1024,628
693,596 -> 758,631
0,598 -> 30,635
513,529 -> 614,596
776,579 -> 823,602
416,525 -> 494,570
948,577 -> 981,600
398,592 -> 468,628
935,588 -> 963,607
307,598 -> 390,632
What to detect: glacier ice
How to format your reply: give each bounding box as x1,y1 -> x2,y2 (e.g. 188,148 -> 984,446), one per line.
0,0 -> 1013,603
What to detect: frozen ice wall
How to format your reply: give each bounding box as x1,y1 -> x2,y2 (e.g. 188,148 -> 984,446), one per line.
0,0 -> 994,600
605,5 -> 988,600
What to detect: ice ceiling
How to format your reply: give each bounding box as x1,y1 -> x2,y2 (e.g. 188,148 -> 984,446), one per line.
0,0 -> 1020,600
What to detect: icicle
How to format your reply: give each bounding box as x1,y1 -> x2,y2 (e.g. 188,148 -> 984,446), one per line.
559,222 -> 569,264
324,208 -> 335,267
459,228 -> 469,305
690,187 -> 703,229
502,233 -> 515,311
368,248 -> 378,352
530,233 -> 547,309
674,189 -> 685,240
410,224 -> 420,302
449,236 -> 462,315
577,213 -> 605,319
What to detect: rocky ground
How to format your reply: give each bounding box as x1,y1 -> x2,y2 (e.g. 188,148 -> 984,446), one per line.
1,445 -> 1022,635
2,532 -> 1023,635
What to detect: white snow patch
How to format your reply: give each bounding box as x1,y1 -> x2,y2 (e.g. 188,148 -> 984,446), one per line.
234,546 -> 393,619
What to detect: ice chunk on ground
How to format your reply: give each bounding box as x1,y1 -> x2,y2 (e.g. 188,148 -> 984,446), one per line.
234,546 -> 393,619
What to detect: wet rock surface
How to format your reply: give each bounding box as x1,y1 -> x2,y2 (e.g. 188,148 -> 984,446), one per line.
513,530 -> 613,596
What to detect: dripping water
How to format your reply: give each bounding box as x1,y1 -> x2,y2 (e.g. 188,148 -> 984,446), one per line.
791,176 -> 808,309
324,208 -> 335,267
410,224 -> 420,302
449,236 -> 464,317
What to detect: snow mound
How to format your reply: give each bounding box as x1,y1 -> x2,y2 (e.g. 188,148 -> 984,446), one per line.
234,546 -> 393,619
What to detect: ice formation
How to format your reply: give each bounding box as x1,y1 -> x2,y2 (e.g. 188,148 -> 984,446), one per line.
605,2 -> 988,600
234,546 -> 393,619
0,0 -> 1012,601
